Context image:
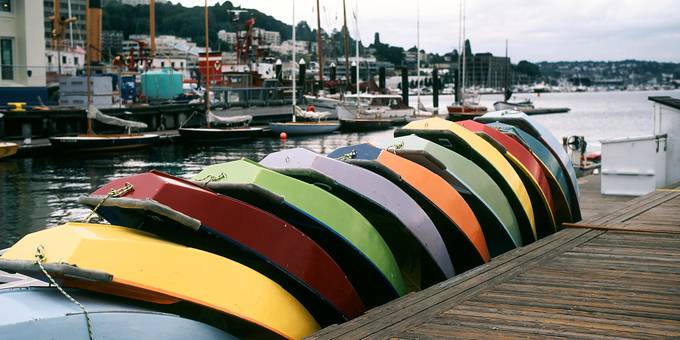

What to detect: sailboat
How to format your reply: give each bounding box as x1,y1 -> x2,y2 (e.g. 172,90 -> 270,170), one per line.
269,0 -> 340,136
179,1 -> 264,142
446,0 -> 487,121
49,0 -> 159,152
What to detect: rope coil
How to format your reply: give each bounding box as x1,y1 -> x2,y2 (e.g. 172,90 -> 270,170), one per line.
35,245 -> 94,340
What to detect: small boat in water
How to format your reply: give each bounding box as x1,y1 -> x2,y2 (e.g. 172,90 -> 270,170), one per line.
0,223 -> 320,339
459,120 -> 558,238
192,159 -> 407,308
0,287 -> 236,340
396,117 -> 537,244
269,106 -> 340,136
49,105 -> 159,153
179,113 -> 264,142
0,141 -> 19,159
328,143 -> 490,273
260,147 -> 455,290
379,135 -> 523,256
79,170 -> 364,325
337,94 -> 414,131
493,99 -> 534,111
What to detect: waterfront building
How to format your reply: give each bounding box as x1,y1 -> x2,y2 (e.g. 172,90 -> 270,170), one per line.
45,47 -> 85,76
466,53 -> 511,89
1,0 -> 48,105
102,30 -> 123,58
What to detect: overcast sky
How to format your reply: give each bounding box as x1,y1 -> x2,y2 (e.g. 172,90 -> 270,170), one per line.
173,0 -> 680,62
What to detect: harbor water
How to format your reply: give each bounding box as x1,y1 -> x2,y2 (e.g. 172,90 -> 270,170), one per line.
1,89 -> 678,248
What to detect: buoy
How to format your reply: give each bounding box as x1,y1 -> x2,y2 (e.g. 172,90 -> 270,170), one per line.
280,132 -> 288,140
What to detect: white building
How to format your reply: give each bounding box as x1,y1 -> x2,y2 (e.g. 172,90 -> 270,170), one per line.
0,0 -> 48,104
45,48 -> 85,76
217,30 -> 237,45
119,0 -> 167,5
271,39 -> 309,56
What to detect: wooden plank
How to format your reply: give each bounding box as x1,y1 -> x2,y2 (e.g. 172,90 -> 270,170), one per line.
310,179 -> 680,339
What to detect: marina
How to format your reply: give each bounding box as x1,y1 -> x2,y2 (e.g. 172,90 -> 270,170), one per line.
0,0 -> 679,339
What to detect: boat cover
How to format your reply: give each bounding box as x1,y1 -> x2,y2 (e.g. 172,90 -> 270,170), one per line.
87,104 -> 148,129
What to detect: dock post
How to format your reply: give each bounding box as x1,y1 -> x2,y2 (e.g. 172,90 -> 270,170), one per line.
401,67 -> 409,106
298,58 -> 306,97
379,66 -> 386,93
350,61 -> 357,93
329,63 -> 337,94
275,59 -> 282,82
432,67 -> 439,114
454,69 -> 460,104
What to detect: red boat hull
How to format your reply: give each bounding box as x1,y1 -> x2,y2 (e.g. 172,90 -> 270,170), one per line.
458,121 -> 558,236
85,171 -> 365,324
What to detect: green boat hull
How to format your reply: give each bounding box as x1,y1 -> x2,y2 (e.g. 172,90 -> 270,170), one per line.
381,135 -> 523,252
192,159 -> 407,306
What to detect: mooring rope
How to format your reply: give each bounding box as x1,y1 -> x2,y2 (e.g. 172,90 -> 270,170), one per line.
337,150 -> 357,161
35,245 -> 94,340
195,173 -> 227,187
82,182 -> 135,223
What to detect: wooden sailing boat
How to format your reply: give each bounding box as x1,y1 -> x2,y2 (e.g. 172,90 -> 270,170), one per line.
178,1 -> 264,142
49,0 -> 159,152
269,0 -> 340,136
447,0 -> 487,121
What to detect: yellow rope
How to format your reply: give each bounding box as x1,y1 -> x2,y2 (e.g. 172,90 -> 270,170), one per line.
83,182 -> 135,223
35,245 -> 94,340
337,149 -> 357,161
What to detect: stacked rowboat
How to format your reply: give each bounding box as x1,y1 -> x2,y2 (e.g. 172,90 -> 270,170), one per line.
0,111 -> 581,340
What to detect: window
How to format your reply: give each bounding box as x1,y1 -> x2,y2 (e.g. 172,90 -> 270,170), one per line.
74,57 -> 79,65
1,38 -> 13,80
62,55 -> 67,64
0,0 -> 10,13
160,61 -> 165,67
47,55 -> 52,64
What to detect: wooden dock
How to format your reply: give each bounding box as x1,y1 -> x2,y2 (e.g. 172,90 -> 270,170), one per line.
311,176 -> 680,339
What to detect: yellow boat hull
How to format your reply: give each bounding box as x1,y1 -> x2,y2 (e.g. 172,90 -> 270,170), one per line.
0,142 -> 19,159
401,118 -> 536,239
0,223 -> 320,339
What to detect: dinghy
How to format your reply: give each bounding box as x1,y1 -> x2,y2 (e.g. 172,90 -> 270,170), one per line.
0,223 -> 320,339
0,287 -> 236,340
488,122 -> 579,224
79,171 -> 364,324
192,159 -> 407,308
0,141 -> 19,159
458,120 -> 558,238
328,143 -> 489,273
396,117 -> 537,244
179,114 -> 264,142
379,135 -> 523,256
269,106 -> 340,136
49,105 -> 159,153
260,148 -> 455,290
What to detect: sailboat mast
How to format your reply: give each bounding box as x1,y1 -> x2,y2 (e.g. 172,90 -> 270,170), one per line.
204,0 -> 210,117
416,0 -> 420,113
292,0 -> 297,122
461,0 -> 466,101
85,0 -> 93,134
150,0 -> 156,57
355,1 -> 359,96
68,0 -> 74,48
315,0 -> 324,90
342,0 -> 350,91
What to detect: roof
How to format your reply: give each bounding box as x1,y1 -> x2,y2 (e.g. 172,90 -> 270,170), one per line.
649,96 -> 680,110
